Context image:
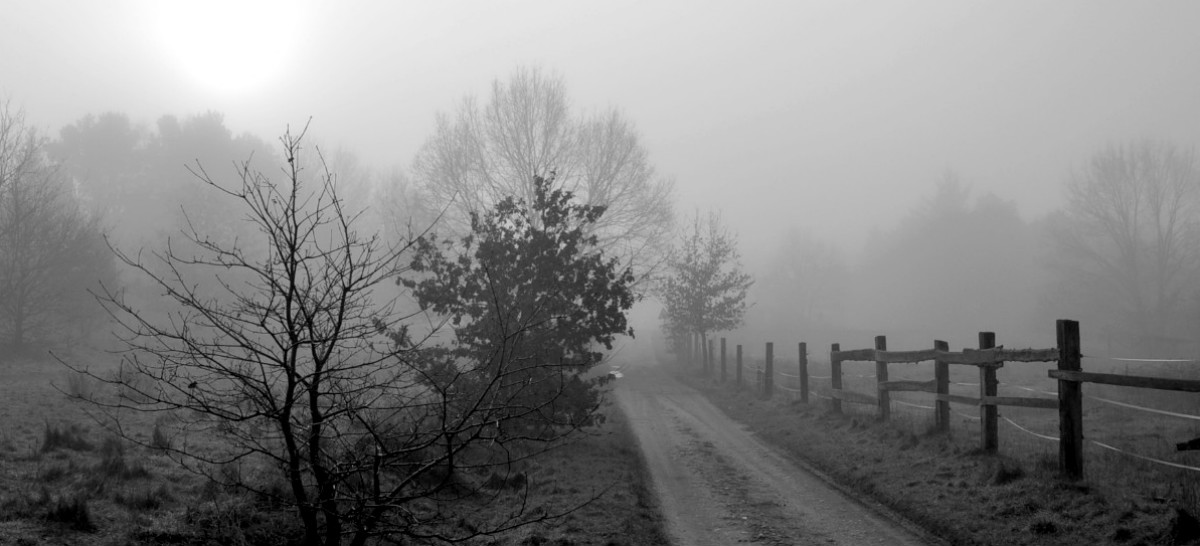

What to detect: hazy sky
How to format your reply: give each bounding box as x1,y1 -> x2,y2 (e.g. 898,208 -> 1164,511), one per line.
5,1 -> 1200,265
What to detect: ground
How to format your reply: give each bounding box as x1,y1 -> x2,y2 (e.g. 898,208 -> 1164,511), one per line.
615,363 -> 937,545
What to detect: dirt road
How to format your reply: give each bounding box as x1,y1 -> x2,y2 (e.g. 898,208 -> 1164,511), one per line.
614,364 -> 937,546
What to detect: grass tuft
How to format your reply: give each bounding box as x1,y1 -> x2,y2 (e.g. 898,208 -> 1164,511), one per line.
95,436 -> 150,480
987,459 -> 1026,486
114,482 -> 173,511
37,461 -> 76,483
483,471 -> 528,491
1027,516 -> 1056,537
151,422 -> 170,452
60,371 -> 97,400
43,493 -> 96,532
41,422 -> 92,453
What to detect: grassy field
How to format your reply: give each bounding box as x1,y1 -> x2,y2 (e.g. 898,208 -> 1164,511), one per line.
0,352 -> 668,546
682,364 -> 1200,546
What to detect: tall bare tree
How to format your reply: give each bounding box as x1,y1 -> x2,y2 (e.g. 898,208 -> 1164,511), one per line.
411,66 -> 674,286
1047,140 -> 1200,345
0,102 -> 114,352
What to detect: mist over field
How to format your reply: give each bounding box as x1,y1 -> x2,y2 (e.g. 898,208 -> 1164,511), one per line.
4,2 -> 1200,357
3,2 -> 1200,544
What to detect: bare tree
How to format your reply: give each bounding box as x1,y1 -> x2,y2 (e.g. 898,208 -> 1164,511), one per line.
411,66 -> 674,286
62,128 -> 592,545
0,101 -> 114,352
1048,140 -> 1200,344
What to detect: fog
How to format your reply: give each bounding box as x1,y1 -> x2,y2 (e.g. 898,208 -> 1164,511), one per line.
5,1 -> 1200,357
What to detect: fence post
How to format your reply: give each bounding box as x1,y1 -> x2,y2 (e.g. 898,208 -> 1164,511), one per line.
764,342 -> 774,398
736,344 -> 743,389
875,336 -> 889,421
831,343 -> 843,414
798,342 -> 809,404
1057,319 -> 1083,480
979,332 -> 998,453
720,338 -> 727,383
934,340 -> 950,433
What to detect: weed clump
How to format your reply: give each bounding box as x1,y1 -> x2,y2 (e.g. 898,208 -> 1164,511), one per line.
60,371 -> 97,400
150,422 -> 170,452
95,436 -> 149,480
1029,514 -> 1059,535
114,483 -> 173,511
37,461 -> 76,483
483,471 -> 528,491
43,494 -> 95,532
41,422 -> 92,453
988,460 -> 1025,486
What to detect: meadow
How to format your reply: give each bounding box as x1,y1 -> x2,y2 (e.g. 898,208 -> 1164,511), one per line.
0,351 -> 668,546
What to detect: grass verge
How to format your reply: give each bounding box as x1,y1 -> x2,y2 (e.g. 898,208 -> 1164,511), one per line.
1,354 -> 668,546
479,399 -> 671,546
681,371 -> 1198,546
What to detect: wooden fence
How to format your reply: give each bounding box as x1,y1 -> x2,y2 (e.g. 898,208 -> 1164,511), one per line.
699,319 -> 1200,480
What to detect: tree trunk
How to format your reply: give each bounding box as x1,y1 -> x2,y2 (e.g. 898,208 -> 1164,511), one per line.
10,305 -> 22,352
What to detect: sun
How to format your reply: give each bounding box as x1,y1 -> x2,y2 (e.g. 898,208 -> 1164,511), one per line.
149,1 -> 305,96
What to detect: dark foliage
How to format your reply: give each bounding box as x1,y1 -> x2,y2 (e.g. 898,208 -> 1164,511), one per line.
403,175 -> 636,436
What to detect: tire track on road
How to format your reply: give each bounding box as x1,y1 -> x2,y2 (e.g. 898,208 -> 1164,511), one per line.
615,366 -> 935,546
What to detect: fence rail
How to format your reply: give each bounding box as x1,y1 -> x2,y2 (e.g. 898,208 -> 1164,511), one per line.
695,319 -> 1200,480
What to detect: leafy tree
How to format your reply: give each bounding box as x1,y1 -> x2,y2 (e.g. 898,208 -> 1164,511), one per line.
0,102 -> 115,352
412,66 -> 674,286
62,129 -> 589,545
403,174 -> 635,436
1045,140 -> 1200,349
658,210 -> 753,367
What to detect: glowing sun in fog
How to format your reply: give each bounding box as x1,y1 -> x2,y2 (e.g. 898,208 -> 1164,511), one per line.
149,2 -> 305,96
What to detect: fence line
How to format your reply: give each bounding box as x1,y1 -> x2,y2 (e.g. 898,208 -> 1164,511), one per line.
702,319 -> 1200,480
